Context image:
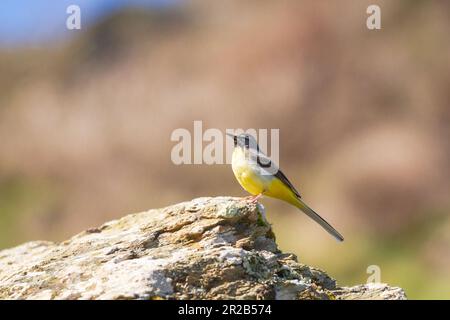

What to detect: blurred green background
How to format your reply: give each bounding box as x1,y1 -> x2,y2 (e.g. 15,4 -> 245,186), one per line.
0,0 -> 449,299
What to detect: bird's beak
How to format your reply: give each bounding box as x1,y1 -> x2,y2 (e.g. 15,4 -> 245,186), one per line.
226,133 -> 235,139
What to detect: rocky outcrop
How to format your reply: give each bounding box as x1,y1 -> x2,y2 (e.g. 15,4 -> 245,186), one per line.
0,197 -> 406,300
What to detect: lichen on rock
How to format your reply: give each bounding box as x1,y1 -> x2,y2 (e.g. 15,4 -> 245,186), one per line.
0,197 -> 406,300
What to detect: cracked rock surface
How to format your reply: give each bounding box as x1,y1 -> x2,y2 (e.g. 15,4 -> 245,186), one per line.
0,197 -> 406,300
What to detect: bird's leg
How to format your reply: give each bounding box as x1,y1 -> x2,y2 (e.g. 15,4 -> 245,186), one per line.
245,193 -> 263,203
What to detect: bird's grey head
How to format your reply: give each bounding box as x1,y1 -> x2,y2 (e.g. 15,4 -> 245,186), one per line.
227,133 -> 259,150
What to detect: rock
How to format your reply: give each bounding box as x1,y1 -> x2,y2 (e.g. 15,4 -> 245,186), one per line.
0,197 -> 406,300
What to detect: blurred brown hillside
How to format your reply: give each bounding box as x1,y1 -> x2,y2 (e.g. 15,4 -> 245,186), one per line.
0,0 -> 449,298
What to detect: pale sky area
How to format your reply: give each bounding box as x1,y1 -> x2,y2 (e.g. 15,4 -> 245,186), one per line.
0,0 -> 178,47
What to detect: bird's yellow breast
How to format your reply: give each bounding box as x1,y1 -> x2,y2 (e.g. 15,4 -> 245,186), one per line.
231,147 -> 268,195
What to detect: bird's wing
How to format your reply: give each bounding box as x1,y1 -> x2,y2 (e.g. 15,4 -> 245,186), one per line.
249,150 -> 302,199
273,167 -> 302,199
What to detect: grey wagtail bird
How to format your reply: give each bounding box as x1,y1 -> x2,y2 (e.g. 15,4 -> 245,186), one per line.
227,133 -> 344,242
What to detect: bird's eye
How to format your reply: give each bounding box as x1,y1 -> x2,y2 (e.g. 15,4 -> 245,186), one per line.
244,137 -> 250,148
